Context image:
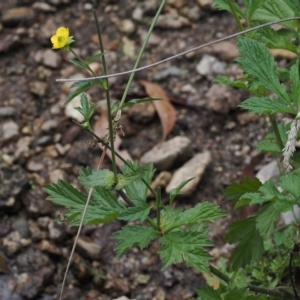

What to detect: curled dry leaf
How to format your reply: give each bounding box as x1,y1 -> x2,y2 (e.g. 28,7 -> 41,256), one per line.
139,80 -> 176,143
93,109 -> 132,168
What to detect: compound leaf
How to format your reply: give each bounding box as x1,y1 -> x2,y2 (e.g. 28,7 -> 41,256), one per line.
118,204 -> 151,222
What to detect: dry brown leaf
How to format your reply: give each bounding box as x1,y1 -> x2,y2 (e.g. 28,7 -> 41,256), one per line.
202,272 -> 220,289
93,109 -> 132,169
139,80 -> 176,143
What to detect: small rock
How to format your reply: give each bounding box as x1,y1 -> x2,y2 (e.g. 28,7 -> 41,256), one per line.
34,135 -> 52,146
3,231 -> 23,257
256,160 -> 280,184
201,41 -> 240,62
0,252 -> 11,274
119,19 -> 136,35
76,237 -> 102,260
122,36 -> 136,58
148,171 -> 172,197
15,136 -> 33,159
0,121 -> 19,142
17,267 -> 54,299
28,220 -> 48,241
270,49 -> 297,59
16,248 -> 50,272
22,188 -> 54,216
48,221 -> 65,240
113,297 -> 131,300
26,157 -> 44,172
181,6 -> 200,22
55,143 -> 71,155
132,7 -> 143,20
0,162 -> 27,206
39,239 -> 61,255
134,273 -> 150,285
236,112 -> 260,126
12,214 -> 29,238
35,49 -> 62,69
197,0 -> 214,9
166,151 -> 212,196
0,106 -> 16,117
83,2 -> 94,11
1,7 -> 36,27
140,136 -> 193,170
32,2 -> 57,12
128,102 -> 156,124
49,168 -> 66,182
205,84 -> 241,114
64,94 -> 86,122
196,54 -> 226,77
41,119 -> 59,132
153,66 -> 186,81
29,81 -> 47,96
156,13 -> 190,29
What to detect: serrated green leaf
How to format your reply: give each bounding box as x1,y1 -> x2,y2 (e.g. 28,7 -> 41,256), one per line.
86,52 -> 105,64
43,180 -> 87,207
236,37 -> 290,103
195,286 -> 222,300
116,171 -> 142,190
44,178 -> 122,226
65,81 -> 94,104
225,287 -> 251,300
113,225 -> 158,256
75,93 -> 97,122
169,178 -> 194,204
279,172 -> 300,199
256,202 -> 280,239
213,0 -> 245,18
118,204 -> 151,222
159,230 -> 212,272
69,59 -> 89,70
239,97 -> 295,115
226,217 -> 264,269
161,203 -> 227,233
243,0 -> 267,22
80,169 -> 115,189
223,177 -> 262,204
78,167 -> 125,211
256,139 -> 281,153
290,61 -> 300,108
121,162 -> 155,206
213,76 -> 248,91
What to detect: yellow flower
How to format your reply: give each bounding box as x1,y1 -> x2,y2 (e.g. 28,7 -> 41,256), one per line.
51,27 -> 73,50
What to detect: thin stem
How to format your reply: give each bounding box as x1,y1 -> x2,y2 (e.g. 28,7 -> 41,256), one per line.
269,114 -> 284,150
117,189 -> 158,230
56,17 -> 300,83
93,10 -> 118,184
209,265 -> 295,299
156,187 -> 161,229
59,148 -> 107,300
119,0 -> 166,108
227,0 -> 244,32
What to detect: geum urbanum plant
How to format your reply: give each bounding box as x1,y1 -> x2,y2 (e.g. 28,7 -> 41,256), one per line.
43,1 -> 300,299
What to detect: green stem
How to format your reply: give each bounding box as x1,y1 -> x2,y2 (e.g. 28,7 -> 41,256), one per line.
76,121 -> 157,198
156,187 -> 161,229
227,0 -> 244,32
119,0 -> 166,108
269,114 -> 284,150
69,48 -> 96,78
209,265 -> 295,299
93,10 -> 118,184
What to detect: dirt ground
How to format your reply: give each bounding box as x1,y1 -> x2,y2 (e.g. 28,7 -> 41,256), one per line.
0,0 -> 271,299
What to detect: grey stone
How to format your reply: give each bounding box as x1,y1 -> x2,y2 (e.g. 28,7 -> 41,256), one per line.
166,151 -> 212,196
140,136 -> 192,170
1,7 -> 36,27
41,119 -> 59,132
156,14 -> 190,29
29,81 -> 47,96
35,49 -> 62,69
76,237 -> 102,260
196,54 -> 226,77
119,19 -> 136,35
205,84 -> 241,114
0,106 -> 16,117
0,121 -> 19,142
32,2 -> 57,12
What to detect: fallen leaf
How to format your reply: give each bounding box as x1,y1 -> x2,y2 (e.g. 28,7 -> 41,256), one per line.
139,80 -> 176,143
202,272 -> 220,289
93,109 -> 132,168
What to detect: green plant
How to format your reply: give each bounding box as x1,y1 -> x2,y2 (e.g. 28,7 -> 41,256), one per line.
44,0 -> 300,299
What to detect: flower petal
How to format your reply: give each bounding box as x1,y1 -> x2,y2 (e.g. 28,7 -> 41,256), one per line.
56,27 -> 69,38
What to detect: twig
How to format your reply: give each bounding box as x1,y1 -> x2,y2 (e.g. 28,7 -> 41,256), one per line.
56,17 -> 300,83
